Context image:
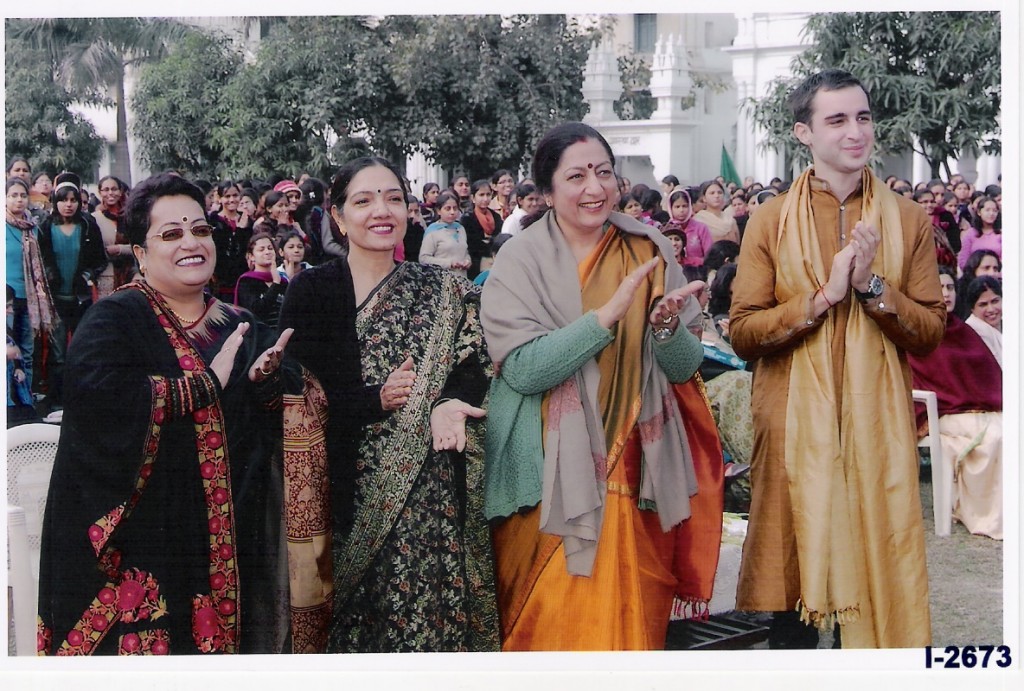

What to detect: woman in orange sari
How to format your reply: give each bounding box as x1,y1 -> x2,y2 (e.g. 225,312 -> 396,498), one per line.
480,122 -> 724,650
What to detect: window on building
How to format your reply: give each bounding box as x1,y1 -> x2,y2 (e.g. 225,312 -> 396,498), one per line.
634,14 -> 657,54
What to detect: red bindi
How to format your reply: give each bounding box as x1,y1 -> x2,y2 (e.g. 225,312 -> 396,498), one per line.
587,163 -> 593,169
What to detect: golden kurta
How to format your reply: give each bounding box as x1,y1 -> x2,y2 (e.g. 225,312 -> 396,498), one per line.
729,175 -> 946,647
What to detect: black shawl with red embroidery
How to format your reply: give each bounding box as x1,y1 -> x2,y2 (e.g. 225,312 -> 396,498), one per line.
37,283 -> 289,655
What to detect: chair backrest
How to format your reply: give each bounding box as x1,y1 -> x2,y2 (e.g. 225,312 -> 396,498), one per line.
6,423 -> 61,573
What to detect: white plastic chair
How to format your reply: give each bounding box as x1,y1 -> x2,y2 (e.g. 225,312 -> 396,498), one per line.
8,505 -> 36,655
6,422 -> 62,655
913,389 -> 950,537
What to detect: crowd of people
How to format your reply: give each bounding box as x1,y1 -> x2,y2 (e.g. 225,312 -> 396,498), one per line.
6,68 -> 1005,655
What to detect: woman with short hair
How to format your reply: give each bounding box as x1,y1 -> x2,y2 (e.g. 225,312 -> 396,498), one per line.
37,173 -> 292,654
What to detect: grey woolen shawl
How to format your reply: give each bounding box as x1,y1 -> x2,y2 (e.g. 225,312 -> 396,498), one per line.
481,210 -> 701,576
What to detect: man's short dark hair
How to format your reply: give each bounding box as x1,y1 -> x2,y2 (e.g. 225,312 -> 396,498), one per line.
788,69 -> 871,126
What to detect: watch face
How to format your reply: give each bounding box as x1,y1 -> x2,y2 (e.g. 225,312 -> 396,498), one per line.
870,275 -> 884,295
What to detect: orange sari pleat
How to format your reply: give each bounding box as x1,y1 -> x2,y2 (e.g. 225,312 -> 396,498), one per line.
492,228 -> 723,650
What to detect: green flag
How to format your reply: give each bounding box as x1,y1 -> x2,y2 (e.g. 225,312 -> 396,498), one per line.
720,143 -> 741,186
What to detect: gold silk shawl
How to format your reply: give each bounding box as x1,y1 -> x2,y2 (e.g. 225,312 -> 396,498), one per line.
776,168 -> 926,647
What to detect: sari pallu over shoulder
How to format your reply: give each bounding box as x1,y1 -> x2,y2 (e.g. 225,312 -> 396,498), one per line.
283,262 -> 499,652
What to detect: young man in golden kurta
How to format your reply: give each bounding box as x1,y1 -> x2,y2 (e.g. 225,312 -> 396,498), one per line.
730,69 -> 946,648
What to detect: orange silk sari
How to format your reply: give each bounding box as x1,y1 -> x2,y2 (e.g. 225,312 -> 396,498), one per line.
492,228 -> 723,650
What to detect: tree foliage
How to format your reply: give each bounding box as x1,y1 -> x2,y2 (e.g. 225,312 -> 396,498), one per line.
211,16 -> 381,180
4,38 -> 104,179
131,32 -> 243,177
7,17 -> 196,184
746,12 -> 1001,178
613,53 -> 655,121
203,15 -> 606,181
378,14 -> 605,178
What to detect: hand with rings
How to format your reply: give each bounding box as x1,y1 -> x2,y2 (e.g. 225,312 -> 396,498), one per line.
430,398 -> 487,452
248,328 -> 294,383
380,357 -> 416,411
649,280 -> 706,328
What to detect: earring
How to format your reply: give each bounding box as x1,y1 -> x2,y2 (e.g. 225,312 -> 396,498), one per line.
139,264 -> 146,275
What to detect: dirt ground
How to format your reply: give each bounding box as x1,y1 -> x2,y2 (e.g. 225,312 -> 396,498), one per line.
918,471 -> 1004,646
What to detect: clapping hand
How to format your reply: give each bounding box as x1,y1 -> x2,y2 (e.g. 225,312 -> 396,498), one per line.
248,328 -> 294,382
649,280 -> 705,327
596,257 -> 660,329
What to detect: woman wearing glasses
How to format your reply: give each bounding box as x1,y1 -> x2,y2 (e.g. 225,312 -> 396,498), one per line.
38,173 -> 292,655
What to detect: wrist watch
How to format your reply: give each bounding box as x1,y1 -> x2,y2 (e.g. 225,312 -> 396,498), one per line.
854,274 -> 884,301
652,312 -> 679,342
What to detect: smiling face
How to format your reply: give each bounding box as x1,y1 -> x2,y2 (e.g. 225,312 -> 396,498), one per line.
547,138 -> 618,237
916,193 -> 936,215
496,174 -> 515,198
939,273 -> 956,314
132,195 -> 215,299
248,237 -> 277,270
269,197 -> 291,224
220,186 -> 240,214
99,179 -> 123,209
668,234 -> 683,260
519,191 -> 541,214
794,85 -> 874,185
972,288 -> 1002,329
331,164 -> 407,258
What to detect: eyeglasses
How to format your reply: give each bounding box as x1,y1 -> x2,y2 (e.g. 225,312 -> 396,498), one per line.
99,186 -> 121,194
147,224 -> 214,242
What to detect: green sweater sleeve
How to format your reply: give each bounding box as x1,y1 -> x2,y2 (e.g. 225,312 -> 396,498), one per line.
499,311 -> 614,396
652,324 -> 705,383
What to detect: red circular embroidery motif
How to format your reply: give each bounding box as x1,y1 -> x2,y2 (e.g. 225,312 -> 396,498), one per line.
117,580 -> 145,612
178,355 -> 195,371
121,633 -> 141,653
194,607 -> 219,638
